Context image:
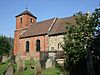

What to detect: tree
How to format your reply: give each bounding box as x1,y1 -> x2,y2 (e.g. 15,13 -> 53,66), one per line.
91,8 -> 100,75
63,8 -> 100,75
0,35 -> 12,56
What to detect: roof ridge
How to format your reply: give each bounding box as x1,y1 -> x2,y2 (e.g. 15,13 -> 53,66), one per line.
58,16 -> 74,20
36,18 -> 55,24
20,29 -> 28,37
48,17 -> 58,32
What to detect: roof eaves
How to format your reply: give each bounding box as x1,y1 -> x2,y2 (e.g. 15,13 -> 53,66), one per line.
20,33 -> 47,39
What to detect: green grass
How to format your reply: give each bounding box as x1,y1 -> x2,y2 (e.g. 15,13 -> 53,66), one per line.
0,60 -> 62,75
15,68 -> 34,75
0,62 -> 9,75
41,67 -> 61,75
15,59 -> 36,75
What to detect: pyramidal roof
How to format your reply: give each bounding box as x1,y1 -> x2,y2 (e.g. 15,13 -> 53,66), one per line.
16,10 -> 37,19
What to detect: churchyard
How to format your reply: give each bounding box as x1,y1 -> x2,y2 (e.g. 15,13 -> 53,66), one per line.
0,51 -> 65,75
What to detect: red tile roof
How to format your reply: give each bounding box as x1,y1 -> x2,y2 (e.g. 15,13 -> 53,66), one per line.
48,16 -> 75,35
20,16 -> 75,38
20,18 -> 55,38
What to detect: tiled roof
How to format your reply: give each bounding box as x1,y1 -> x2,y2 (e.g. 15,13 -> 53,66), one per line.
48,16 -> 75,35
16,10 -> 37,19
20,18 -> 55,38
20,16 -> 75,38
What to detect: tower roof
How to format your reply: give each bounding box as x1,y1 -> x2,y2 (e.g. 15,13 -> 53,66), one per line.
16,10 -> 37,19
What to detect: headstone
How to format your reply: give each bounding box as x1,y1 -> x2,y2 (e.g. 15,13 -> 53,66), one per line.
34,62 -> 41,75
46,52 -> 56,69
2,55 -> 10,63
17,59 -> 25,72
49,52 -> 56,60
46,58 -> 53,69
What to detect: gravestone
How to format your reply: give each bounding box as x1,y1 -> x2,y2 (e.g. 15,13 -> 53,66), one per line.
46,52 -> 56,68
46,58 -> 53,69
17,59 -> 25,72
34,62 -> 41,75
49,52 -> 56,60
2,55 -> 10,63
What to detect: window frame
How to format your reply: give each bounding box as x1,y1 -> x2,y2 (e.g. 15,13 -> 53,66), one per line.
26,41 -> 29,52
36,39 -> 40,52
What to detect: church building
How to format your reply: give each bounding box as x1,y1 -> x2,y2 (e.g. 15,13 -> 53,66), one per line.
13,10 -> 75,60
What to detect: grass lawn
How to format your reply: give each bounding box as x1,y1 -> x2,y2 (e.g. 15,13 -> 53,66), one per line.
0,59 -> 61,75
15,68 -> 34,75
0,62 -> 9,75
41,67 -> 61,75
15,59 -> 35,75
15,67 -> 60,75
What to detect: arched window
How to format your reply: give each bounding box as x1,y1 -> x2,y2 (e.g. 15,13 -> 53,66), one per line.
26,41 -> 29,52
36,39 -> 40,51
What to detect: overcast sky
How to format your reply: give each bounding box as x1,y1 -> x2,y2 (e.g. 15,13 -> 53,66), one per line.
0,0 -> 99,37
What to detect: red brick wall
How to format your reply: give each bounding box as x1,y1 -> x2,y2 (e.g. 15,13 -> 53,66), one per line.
14,30 -> 21,55
16,14 -> 36,30
14,14 -> 36,55
19,35 -> 49,59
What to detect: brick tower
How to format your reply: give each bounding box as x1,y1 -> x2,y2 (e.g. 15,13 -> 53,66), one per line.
14,10 -> 37,55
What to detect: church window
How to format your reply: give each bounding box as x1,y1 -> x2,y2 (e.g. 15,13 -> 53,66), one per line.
26,41 -> 29,52
36,39 -> 40,51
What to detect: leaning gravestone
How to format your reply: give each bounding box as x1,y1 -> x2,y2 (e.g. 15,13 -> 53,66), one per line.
34,62 -> 41,75
17,59 -> 25,72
